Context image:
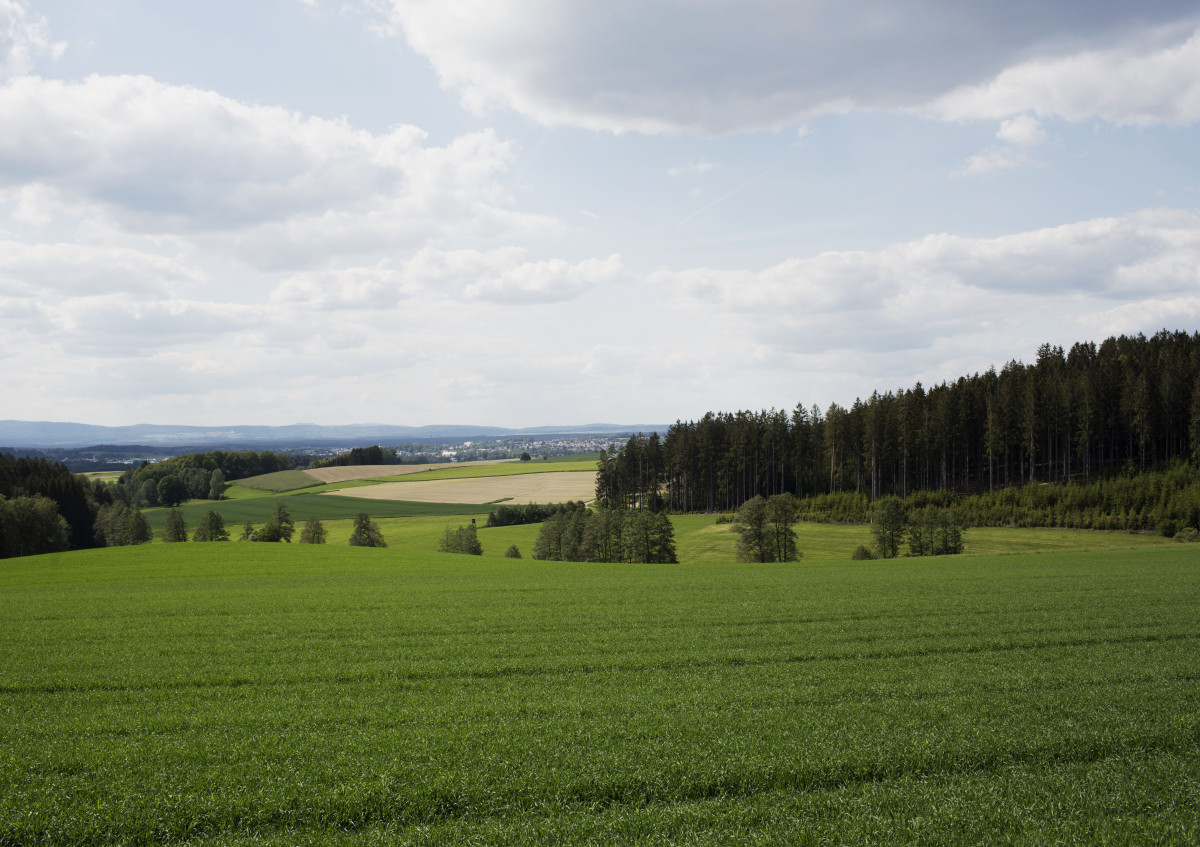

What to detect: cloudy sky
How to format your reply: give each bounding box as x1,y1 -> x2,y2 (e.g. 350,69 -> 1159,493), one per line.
2,0 -> 1199,427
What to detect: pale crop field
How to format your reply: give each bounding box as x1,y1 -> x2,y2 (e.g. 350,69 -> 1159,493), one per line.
304,460 -> 509,485
325,470 -> 598,505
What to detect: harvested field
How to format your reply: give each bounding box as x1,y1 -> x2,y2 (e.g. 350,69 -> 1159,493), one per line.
304,460 -> 509,484
324,470 -> 596,504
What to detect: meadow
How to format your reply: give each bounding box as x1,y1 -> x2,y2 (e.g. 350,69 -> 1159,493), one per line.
1,527 -> 1197,845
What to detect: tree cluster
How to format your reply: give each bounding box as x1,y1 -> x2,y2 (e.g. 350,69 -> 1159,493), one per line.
0,453 -> 113,554
532,503 -> 677,564
869,496 -> 965,559
111,450 -> 295,506
0,495 -> 71,557
438,523 -> 483,555
486,502 -> 583,528
312,446 -> 397,468
240,502 -> 296,542
730,494 -> 802,562
93,502 -> 152,547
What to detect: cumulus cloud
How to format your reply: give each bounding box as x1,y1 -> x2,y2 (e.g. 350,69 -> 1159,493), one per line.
931,26 -> 1200,125
954,114 -> 1049,176
655,209 -> 1200,354
369,0 -> 1200,133
0,0 -> 64,77
0,74 -> 560,268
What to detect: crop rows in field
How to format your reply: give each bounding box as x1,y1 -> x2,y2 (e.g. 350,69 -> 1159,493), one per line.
1,545 -> 1197,844
331,471 -> 597,505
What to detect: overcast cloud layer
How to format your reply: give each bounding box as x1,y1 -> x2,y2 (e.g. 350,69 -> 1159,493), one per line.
2,0 -> 1199,427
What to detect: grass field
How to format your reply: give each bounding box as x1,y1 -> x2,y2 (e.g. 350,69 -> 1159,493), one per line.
229,470 -> 324,493
143,495 -> 492,532
1,541 -> 1197,844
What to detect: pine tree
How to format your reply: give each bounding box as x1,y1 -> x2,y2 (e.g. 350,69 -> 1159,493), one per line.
348,513 -> 386,548
164,508 -> 189,542
299,517 -> 326,544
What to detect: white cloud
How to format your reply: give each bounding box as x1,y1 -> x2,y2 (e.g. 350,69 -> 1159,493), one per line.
995,115 -> 1047,148
0,74 -> 560,269
668,160 -> 717,178
655,209 -> 1200,353
932,27 -> 1200,126
0,240 -> 202,297
369,0 -> 1200,133
0,0 -> 64,77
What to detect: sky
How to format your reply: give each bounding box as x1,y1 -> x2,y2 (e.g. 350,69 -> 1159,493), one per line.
2,0 -> 1199,428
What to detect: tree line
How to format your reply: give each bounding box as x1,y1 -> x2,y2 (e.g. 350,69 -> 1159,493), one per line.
532,502 -> 677,564
598,331 -> 1200,517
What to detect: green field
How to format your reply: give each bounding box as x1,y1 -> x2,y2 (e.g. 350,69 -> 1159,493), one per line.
228,470 -> 322,493
143,495 -> 493,531
1,539 -> 1197,844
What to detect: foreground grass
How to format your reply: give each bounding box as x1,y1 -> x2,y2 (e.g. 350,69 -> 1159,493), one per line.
1,544 -> 1197,845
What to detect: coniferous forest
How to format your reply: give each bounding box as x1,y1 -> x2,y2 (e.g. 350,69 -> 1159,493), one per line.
596,331 -> 1200,530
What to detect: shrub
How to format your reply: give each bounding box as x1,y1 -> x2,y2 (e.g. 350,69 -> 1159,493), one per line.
504,544 -> 522,559
851,544 -> 876,560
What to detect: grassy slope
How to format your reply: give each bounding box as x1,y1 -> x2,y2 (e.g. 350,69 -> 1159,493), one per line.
1,542 -> 1197,844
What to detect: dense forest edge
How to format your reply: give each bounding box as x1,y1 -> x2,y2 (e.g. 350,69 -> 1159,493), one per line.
597,330 -> 1200,528
3,330 -> 1200,557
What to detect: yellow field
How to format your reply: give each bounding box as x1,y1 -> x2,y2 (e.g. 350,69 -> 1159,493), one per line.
323,471 -> 597,505
304,460 -> 510,484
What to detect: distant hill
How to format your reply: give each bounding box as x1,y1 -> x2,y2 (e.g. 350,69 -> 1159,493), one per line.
0,420 -> 669,448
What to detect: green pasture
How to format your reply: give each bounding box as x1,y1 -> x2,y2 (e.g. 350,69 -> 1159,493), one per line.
1,544 -> 1197,844
143,495 -> 491,532
228,470 -> 321,493
79,470 -> 123,482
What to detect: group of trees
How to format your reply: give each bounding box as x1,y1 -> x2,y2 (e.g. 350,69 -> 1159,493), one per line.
312,446 -> 398,468
93,502 -> 152,546
0,495 -> 72,557
164,502 -> 332,544
110,450 -> 297,507
866,497 -> 965,559
486,502 -> 583,528
438,523 -> 482,555
532,502 -> 677,564
601,332 -> 1200,516
1,454 -> 114,556
729,494 -> 802,562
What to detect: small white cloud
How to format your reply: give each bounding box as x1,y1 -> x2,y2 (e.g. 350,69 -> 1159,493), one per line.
955,114 -> 1048,176
668,160 -> 717,178
995,114 -> 1047,147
